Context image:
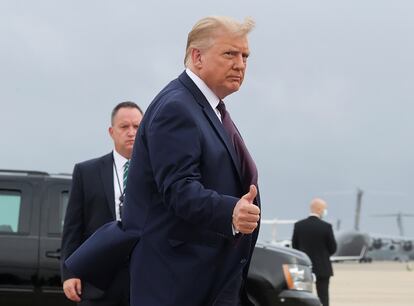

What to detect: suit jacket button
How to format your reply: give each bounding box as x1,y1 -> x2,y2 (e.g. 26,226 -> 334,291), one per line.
240,258 -> 247,264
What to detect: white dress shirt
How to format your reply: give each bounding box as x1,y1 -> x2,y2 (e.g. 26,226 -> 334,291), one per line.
186,68 -> 222,122
113,150 -> 129,221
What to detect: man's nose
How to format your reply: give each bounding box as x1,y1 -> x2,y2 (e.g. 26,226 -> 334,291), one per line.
127,127 -> 136,136
233,54 -> 246,70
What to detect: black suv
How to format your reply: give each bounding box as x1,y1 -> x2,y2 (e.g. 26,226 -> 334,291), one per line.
0,170 -> 320,306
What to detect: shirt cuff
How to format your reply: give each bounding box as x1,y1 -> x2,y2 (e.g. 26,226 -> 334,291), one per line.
232,224 -> 239,236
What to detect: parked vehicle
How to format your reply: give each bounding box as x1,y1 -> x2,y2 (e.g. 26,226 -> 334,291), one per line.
0,170 -> 320,306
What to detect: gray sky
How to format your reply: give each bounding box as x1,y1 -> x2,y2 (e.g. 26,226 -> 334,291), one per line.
1,0 -> 413,240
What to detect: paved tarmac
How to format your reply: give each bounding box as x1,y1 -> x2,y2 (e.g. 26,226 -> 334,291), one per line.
330,261 -> 414,306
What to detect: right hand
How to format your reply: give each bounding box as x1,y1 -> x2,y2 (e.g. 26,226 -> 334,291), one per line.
232,185 -> 260,234
63,278 -> 82,302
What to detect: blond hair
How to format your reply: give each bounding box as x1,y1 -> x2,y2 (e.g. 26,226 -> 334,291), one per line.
184,16 -> 255,67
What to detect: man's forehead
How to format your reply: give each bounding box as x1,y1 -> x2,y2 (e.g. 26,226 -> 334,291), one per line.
115,108 -> 140,116
215,37 -> 249,51
114,110 -> 141,121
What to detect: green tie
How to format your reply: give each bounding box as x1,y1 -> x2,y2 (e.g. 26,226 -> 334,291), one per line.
123,160 -> 129,190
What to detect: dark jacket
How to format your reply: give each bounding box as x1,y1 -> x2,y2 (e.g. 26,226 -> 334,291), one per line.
292,216 -> 337,278
61,153 -> 121,300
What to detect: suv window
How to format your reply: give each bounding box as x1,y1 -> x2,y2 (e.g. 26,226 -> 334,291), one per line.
60,191 -> 69,231
0,190 -> 21,233
46,185 -> 70,236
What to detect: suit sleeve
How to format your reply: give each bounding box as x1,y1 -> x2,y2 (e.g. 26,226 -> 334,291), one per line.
60,164 -> 85,281
146,100 -> 237,238
327,224 -> 337,255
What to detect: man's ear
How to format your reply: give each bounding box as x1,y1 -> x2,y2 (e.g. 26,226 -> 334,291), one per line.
191,48 -> 202,68
108,126 -> 114,139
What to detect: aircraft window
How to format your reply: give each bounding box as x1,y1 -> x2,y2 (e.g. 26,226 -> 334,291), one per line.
0,190 -> 22,233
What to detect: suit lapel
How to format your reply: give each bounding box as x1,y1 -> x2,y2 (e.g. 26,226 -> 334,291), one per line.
203,106 -> 243,181
100,153 -> 116,219
178,72 -> 243,182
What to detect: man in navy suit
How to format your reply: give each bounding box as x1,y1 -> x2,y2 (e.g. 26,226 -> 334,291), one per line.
120,16 -> 261,306
61,101 -> 143,306
292,198 -> 337,306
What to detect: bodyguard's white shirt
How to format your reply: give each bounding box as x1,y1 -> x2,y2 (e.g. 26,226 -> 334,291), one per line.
113,150 -> 129,221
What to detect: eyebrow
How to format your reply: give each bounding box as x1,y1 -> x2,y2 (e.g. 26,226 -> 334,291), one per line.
225,48 -> 250,56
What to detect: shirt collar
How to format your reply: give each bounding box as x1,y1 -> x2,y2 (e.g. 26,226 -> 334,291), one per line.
309,213 -> 321,219
185,68 -> 221,112
113,149 -> 129,168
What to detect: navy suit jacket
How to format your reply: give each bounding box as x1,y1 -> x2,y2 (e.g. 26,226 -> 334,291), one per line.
292,216 -> 337,278
66,71 -> 260,306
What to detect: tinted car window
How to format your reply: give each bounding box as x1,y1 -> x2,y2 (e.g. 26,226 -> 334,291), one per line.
0,190 -> 21,233
47,185 -> 70,235
60,191 -> 69,231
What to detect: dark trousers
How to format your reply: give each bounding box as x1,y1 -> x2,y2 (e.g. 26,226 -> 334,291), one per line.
79,267 -> 129,306
315,276 -> 330,306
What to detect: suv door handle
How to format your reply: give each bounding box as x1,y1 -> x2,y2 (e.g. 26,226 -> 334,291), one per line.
46,249 -> 61,259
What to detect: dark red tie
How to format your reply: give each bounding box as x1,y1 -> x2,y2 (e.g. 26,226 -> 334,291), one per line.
217,101 -> 258,191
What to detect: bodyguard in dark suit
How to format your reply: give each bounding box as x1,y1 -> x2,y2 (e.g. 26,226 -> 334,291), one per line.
65,16 -> 261,306
61,102 -> 143,306
292,198 -> 337,306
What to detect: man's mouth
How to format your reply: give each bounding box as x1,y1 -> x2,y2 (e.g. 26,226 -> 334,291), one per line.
228,76 -> 241,82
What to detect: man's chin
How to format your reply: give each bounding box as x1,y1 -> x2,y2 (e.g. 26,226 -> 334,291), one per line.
124,144 -> 134,153
227,84 -> 241,95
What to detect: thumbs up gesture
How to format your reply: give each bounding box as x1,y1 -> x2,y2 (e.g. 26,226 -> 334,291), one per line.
232,185 -> 260,234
